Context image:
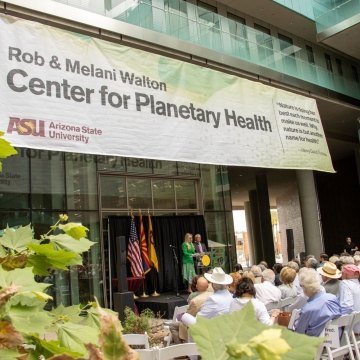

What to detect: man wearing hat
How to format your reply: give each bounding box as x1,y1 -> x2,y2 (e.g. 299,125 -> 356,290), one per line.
181,267 -> 233,325
317,261 -> 342,296
339,264 -> 360,333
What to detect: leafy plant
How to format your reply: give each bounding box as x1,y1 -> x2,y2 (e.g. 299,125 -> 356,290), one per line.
189,302 -> 323,360
0,131 -> 17,172
0,216 -> 138,360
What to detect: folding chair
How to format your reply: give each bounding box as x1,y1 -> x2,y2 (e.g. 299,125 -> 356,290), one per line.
156,342 -> 199,360
350,311 -> 360,359
278,297 -> 296,311
319,313 -> 355,360
287,308 -> 301,330
265,301 -> 279,313
136,349 -> 156,360
164,304 -> 189,346
122,332 -> 150,349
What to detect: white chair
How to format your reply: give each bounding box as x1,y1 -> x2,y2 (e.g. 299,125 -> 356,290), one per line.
156,342 -> 199,360
319,313 -> 355,360
122,333 -> 150,349
163,304 -> 189,346
265,301 -> 279,312
287,308 -> 301,330
136,349 -> 156,360
349,311 -> 360,358
278,297 -> 296,311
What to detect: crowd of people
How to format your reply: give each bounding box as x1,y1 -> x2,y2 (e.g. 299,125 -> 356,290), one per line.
171,238 -> 360,344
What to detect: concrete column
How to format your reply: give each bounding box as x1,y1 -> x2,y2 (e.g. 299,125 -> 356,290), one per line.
296,170 -> 324,256
249,189 -> 264,264
244,201 -> 255,266
256,173 -> 276,268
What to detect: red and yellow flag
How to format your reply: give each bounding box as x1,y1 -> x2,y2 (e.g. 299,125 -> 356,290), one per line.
139,212 -> 151,275
147,213 -> 159,272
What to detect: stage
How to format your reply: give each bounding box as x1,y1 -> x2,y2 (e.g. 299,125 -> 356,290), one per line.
135,292 -> 188,320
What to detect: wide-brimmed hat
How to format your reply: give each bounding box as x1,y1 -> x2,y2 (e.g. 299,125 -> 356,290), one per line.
204,267 -> 233,285
317,262 -> 341,279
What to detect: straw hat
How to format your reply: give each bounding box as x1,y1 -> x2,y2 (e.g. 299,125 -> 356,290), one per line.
204,267 -> 233,285
317,261 -> 341,279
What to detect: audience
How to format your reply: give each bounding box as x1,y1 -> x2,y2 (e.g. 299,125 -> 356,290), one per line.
250,265 -> 263,284
254,269 -> 281,305
273,263 -> 283,286
228,272 -> 242,295
229,278 -> 280,325
294,268 -> 341,336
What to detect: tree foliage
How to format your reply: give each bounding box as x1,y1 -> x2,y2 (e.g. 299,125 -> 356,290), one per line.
0,216 -> 138,360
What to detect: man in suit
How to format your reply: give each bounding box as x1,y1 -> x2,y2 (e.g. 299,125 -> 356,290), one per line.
194,234 -> 209,275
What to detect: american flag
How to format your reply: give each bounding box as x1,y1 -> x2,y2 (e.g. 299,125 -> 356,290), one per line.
127,216 -> 143,277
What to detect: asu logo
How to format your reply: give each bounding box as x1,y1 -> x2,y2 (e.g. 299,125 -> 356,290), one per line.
7,117 -> 45,137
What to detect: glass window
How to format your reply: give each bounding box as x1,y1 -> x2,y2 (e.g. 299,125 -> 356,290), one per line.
0,147 -> 29,209
31,150 -> 65,209
200,165 -> 224,210
197,1 -> 217,23
65,153 -> 98,210
278,33 -> 295,57
67,211 -> 102,306
325,54 -> 333,73
0,210 -> 30,230
153,160 -> 177,175
335,58 -> 343,76
128,177 -> 152,209
125,157 -> 154,174
306,45 -> 315,64
177,162 -> 200,176
153,179 -> 175,209
227,13 -> 247,39
175,180 -> 197,209
352,66 -> 359,82
97,155 -> 126,172
100,176 -> 127,209
254,23 -> 272,48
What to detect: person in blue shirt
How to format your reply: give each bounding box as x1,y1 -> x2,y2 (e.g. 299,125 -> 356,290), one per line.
294,268 -> 341,337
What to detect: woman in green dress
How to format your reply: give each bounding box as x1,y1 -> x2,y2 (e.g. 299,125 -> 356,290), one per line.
182,233 -> 196,293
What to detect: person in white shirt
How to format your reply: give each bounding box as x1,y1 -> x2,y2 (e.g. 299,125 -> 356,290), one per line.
230,277 -> 280,325
181,267 -> 233,325
339,264 -> 360,333
254,269 -> 281,305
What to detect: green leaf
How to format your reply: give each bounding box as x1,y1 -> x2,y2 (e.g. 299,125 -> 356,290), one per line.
27,334 -> 83,359
57,322 -> 99,356
84,306 -> 119,330
50,304 -> 82,322
0,267 -> 50,307
9,304 -> 53,335
48,234 -> 95,253
0,132 -> 17,168
27,243 -> 82,275
189,302 -> 323,360
0,348 -> 22,360
58,223 -> 89,240
0,224 -> 34,252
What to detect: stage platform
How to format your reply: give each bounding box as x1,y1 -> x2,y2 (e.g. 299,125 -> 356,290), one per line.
135,292 -> 188,320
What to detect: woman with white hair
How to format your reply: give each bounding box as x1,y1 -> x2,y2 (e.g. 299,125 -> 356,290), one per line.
294,268 -> 341,336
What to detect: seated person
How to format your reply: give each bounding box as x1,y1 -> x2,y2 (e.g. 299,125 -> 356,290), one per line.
294,268 -> 341,336
254,269 -> 281,305
278,267 -> 297,299
230,277 -> 280,325
181,267 -> 233,325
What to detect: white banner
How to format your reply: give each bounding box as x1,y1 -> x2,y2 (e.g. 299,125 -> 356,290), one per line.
0,14 -> 334,172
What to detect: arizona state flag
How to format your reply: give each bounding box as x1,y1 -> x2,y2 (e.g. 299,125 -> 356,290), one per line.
139,212 -> 151,275
147,213 -> 159,272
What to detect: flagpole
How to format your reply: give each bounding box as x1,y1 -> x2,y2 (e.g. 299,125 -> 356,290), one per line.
151,269 -> 160,296
139,209 -> 149,298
